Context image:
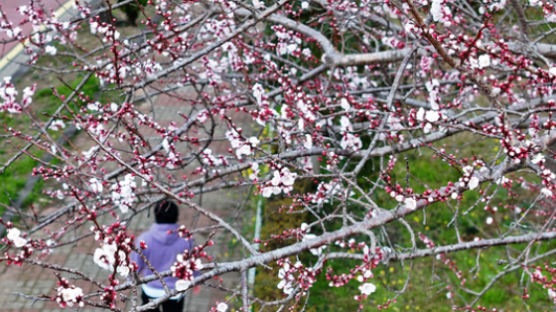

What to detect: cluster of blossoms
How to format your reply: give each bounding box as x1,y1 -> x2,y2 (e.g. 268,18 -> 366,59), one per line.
87,173 -> 138,211
261,167 -> 297,198
276,258 -> 318,296
248,162 -> 260,181
0,77 -> 34,114
176,225 -> 193,239
225,128 -> 260,159
93,242 -> 117,270
354,260 -> 378,301
358,282 -> 377,296
252,83 -> 275,125
528,0 -> 556,21
110,174 -> 137,213
49,119 -> 66,131
171,236 -> 209,292
460,165 -> 481,191
89,222 -> 136,309
89,21 -> 120,41
450,161 -> 489,199
499,134 -> 539,164
55,277 -> 84,308
201,148 -> 225,167
210,302 -> 228,312
88,177 -> 104,194
92,240 -> 135,278
416,106 -> 442,134
0,0 -> 555,310
529,265 -> 556,304
0,9 -> 22,39
386,183 -> 418,210
339,116 -> 362,150
161,138 -> 180,169
540,168 -> 556,199
324,241 -> 383,306
272,24 -> 302,56
92,223 -> 135,278
0,220 -> 34,265
307,180 -> 343,206
5,227 -> 28,248
172,253 -> 204,291
430,0 -> 452,26
328,242 -> 383,286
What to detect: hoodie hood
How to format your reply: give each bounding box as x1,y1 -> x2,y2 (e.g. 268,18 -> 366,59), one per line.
149,223 -> 180,245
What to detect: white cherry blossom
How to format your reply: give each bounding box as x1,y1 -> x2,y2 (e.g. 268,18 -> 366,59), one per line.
404,197 -> 417,210
358,282 -> 376,295
261,167 -> 297,197
468,176 -> 480,190
478,54 -> 491,69
6,227 -> 21,241
57,286 -> 83,307
45,45 -> 57,55
548,288 -> 555,300
425,110 -> 440,123
111,174 -> 136,213
93,243 -> 117,270
7,228 -> 27,248
216,302 -> 228,312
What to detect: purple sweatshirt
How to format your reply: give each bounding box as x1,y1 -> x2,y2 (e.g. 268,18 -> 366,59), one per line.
132,223 -> 195,290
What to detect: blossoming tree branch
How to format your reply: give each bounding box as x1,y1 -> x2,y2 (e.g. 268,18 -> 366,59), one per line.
0,0 -> 555,311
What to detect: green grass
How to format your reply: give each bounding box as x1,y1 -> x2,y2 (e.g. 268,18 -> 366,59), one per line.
253,129 -> 555,311
34,74 -> 103,113
0,156 -> 37,215
0,75 -> 108,217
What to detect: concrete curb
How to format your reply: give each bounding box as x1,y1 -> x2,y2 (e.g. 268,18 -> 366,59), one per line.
0,0 -> 101,231
0,0 -> 102,81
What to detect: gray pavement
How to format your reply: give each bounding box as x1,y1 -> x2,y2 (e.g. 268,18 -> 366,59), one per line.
0,2 -> 250,310
0,90 -> 247,311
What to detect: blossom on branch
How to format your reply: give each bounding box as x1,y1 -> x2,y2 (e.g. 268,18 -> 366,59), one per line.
55,278 -> 84,308
6,227 -> 27,248
358,282 -> 377,296
261,167 -> 298,198
1,0 -> 556,311
110,174 -> 137,214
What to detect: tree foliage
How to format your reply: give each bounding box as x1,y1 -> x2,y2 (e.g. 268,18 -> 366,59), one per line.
0,0 -> 555,311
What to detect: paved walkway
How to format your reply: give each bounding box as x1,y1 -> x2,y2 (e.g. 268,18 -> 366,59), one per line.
0,2 -> 254,309
0,88 -> 249,311
0,0 -> 101,80
0,0 -> 69,58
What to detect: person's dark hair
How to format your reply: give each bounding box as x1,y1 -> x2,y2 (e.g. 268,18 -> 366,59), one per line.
154,200 -> 179,224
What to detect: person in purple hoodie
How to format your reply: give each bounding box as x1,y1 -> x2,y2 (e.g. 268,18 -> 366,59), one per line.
132,199 -> 199,312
